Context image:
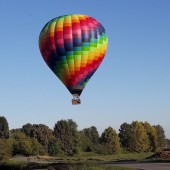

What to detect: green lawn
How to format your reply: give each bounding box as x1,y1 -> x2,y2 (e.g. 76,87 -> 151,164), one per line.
40,152 -> 152,162
78,152 -> 152,161
0,152 -> 152,170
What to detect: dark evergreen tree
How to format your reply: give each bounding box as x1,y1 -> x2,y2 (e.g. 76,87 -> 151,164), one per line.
22,123 -> 32,136
119,122 -> 132,149
0,116 -> 9,139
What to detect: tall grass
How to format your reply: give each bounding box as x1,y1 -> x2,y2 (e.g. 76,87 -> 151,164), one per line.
0,161 -> 137,170
47,152 -> 153,162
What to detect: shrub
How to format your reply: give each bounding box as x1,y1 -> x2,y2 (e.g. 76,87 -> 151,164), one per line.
0,139 -> 13,160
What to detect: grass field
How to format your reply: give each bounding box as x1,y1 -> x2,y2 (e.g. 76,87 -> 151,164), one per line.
0,161 -> 137,170
34,152 -> 153,163
0,152 -> 153,170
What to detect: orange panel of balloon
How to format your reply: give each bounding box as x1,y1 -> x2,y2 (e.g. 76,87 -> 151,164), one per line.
39,14 -> 108,104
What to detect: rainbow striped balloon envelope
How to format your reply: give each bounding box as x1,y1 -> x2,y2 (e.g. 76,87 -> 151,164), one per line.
39,14 -> 108,104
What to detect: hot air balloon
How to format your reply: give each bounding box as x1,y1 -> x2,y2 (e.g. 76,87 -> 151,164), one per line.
39,14 -> 108,104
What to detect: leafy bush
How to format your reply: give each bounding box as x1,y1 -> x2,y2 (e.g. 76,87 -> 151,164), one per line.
31,138 -> 46,156
48,137 -> 62,156
0,139 -> 13,160
12,132 -> 33,156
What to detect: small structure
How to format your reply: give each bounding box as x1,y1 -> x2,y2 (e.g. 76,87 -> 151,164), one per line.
72,94 -> 81,105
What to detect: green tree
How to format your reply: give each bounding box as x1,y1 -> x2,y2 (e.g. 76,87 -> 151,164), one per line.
22,124 -> 54,151
22,123 -> 32,136
13,132 -> 33,156
129,121 -> 149,152
82,126 -> 99,145
78,131 -> 93,152
143,122 -> 158,151
10,128 -> 22,138
54,119 -> 79,156
0,116 -> 9,139
101,127 -> 121,154
48,137 -> 61,156
154,124 -> 166,148
119,122 -> 132,150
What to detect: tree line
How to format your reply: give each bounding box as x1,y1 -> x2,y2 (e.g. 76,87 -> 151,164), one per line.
0,116 -> 169,160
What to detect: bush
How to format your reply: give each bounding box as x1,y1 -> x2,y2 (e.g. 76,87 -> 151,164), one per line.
48,137 -> 62,156
31,138 -> 46,156
0,139 -> 13,160
12,133 -> 33,156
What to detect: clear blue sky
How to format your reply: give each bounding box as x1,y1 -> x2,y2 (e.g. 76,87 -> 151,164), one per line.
0,0 -> 170,138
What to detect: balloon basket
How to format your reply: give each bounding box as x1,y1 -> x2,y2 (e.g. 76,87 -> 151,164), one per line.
72,95 -> 81,105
